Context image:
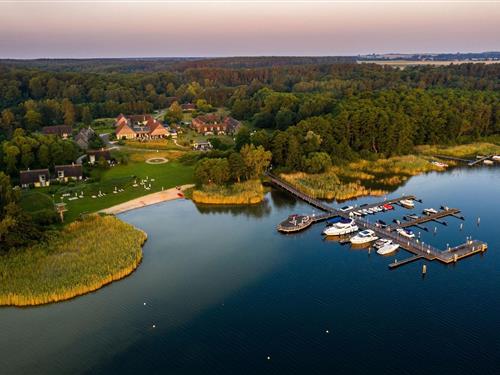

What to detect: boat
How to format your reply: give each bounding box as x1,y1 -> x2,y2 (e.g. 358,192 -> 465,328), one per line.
397,228 -> 415,238
483,160 -> 494,165
353,211 -> 362,216
374,238 -> 392,249
377,243 -> 400,255
350,230 -> 378,244
406,214 -> 419,220
325,217 -> 343,226
382,203 -> 394,211
323,218 -> 359,236
339,205 -> 354,212
376,219 -> 388,228
431,161 -> 448,168
492,155 -> 500,161
423,208 -> 438,215
400,199 -> 415,208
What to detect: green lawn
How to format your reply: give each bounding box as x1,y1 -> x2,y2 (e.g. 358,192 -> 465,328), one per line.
20,160 -> 194,222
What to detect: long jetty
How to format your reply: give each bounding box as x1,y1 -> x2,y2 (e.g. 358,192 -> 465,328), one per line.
267,172 -> 488,269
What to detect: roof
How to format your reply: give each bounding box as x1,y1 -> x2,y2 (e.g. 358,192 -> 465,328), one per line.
20,169 -> 50,185
75,127 -> 95,142
42,125 -> 72,137
116,122 -> 136,135
181,103 -> 196,110
55,164 -> 83,177
87,149 -> 112,160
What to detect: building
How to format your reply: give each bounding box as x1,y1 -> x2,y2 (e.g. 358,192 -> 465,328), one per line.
54,164 -> 83,182
75,127 -> 96,150
20,169 -> 50,188
42,125 -> 72,139
115,114 -> 168,140
192,141 -> 213,151
87,149 -> 112,165
181,103 -> 196,112
191,114 -> 240,135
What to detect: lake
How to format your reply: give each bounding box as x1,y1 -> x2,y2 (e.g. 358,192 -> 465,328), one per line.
0,167 -> 499,375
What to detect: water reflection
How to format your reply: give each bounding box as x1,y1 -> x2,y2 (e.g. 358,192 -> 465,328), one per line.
194,198 -> 272,218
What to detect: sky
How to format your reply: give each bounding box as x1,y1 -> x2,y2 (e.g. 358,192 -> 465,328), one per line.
0,0 -> 499,58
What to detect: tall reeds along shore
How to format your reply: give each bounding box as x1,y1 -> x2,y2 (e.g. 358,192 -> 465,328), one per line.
281,155 -> 442,201
192,180 -> 264,205
0,215 -> 147,307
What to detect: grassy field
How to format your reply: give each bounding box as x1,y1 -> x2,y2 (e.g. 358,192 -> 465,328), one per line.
281,155 -> 441,201
0,215 -> 146,306
20,155 -> 194,222
124,139 -> 183,150
192,180 -> 264,205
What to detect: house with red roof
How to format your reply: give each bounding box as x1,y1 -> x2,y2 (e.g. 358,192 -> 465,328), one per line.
115,114 -> 168,140
191,114 -> 241,135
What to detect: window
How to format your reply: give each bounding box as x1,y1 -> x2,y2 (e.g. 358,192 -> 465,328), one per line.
58,171 -> 64,178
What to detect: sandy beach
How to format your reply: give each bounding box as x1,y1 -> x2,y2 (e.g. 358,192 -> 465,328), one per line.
100,184 -> 195,215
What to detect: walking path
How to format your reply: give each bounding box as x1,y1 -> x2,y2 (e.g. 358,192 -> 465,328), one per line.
100,184 -> 195,215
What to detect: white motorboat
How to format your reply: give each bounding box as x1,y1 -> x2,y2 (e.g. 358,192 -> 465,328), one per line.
423,208 -> 438,215
377,243 -> 400,255
492,155 -> 500,161
350,230 -> 378,244
431,161 -> 448,168
339,205 -> 354,212
373,238 -> 392,249
483,160 -> 494,165
323,219 -> 359,236
400,199 -> 415,208
397,228 -> 415,238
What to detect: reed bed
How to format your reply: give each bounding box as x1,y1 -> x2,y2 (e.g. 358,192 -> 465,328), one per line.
416,142 -> 500,158
281,155 -> 446,201
0,215 -> 147,306
192,180 -> 264,205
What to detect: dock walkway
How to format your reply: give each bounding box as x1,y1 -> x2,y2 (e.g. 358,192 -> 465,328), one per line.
267,172 -> 488,268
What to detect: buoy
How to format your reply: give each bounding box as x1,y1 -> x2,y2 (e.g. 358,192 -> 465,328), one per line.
143,302 -> 146,306
152,324 -> 156,328
422,264 -> 427,274
477,217 -> 481,225
434,227 -> 437,234
267,356 -> 271,360
326,330 -> 329,334
459,223 -> 463,230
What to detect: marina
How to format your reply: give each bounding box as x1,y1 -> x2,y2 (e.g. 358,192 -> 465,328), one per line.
269,172 -> 488,269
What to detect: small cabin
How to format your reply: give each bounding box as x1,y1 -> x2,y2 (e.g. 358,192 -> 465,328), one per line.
54,164 -> 83,182
87,149 -> 112,165
20,169 -> 50,188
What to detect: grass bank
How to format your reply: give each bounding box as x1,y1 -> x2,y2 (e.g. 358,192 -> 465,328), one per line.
192,180 -> 264,205
416,142 -> 500,159
0,215 -> 146,307
281,155 -> 441,201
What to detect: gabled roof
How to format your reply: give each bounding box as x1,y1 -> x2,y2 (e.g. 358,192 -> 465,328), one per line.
55,164 -> 83,178
20,169 -> 50,185
87,149 -> 111,160
116,122 -> 136,135
42,125 -> 72,137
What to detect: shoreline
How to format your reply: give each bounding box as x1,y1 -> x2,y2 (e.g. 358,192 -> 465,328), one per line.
99,184 -> 195,215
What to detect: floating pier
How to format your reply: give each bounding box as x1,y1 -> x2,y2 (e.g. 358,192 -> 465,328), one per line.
267,172 -> 488,269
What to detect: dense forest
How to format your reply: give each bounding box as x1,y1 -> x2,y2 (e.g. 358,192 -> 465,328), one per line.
0,59 -> 499,171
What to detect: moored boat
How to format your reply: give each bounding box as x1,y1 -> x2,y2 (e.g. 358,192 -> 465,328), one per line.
377,243 -> 400,255
397,228 -> 415,238
350,229 -> 378,244
423,208 -> 438,215
374,238 -> 392,249
400,199 -> 415,208
323,218 -> 359,236
382,203 -> 394,211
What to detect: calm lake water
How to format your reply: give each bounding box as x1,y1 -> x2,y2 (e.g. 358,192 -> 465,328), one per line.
0,167 -> 499,375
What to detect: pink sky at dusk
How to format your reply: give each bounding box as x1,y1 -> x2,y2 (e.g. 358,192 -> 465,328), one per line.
1,1 -> 499,58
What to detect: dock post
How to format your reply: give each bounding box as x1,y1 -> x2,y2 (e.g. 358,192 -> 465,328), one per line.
422,264 -> 427,274
454,254 -> 458,263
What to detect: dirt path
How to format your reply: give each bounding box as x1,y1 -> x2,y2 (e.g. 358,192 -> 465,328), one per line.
99,184 -> 194,215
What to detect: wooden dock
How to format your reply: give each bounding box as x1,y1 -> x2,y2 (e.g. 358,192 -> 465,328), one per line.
468,155 -> 494,166
391,208 -> 461,229
267,172 -> 488,269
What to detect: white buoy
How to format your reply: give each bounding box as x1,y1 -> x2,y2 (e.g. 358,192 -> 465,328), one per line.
477,217 -> 481,225
267,356 -> 271,360
459,223 -> 463,230
325,330 -> 329,334
152,324 -> 156,328
143,302 -> 146,306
